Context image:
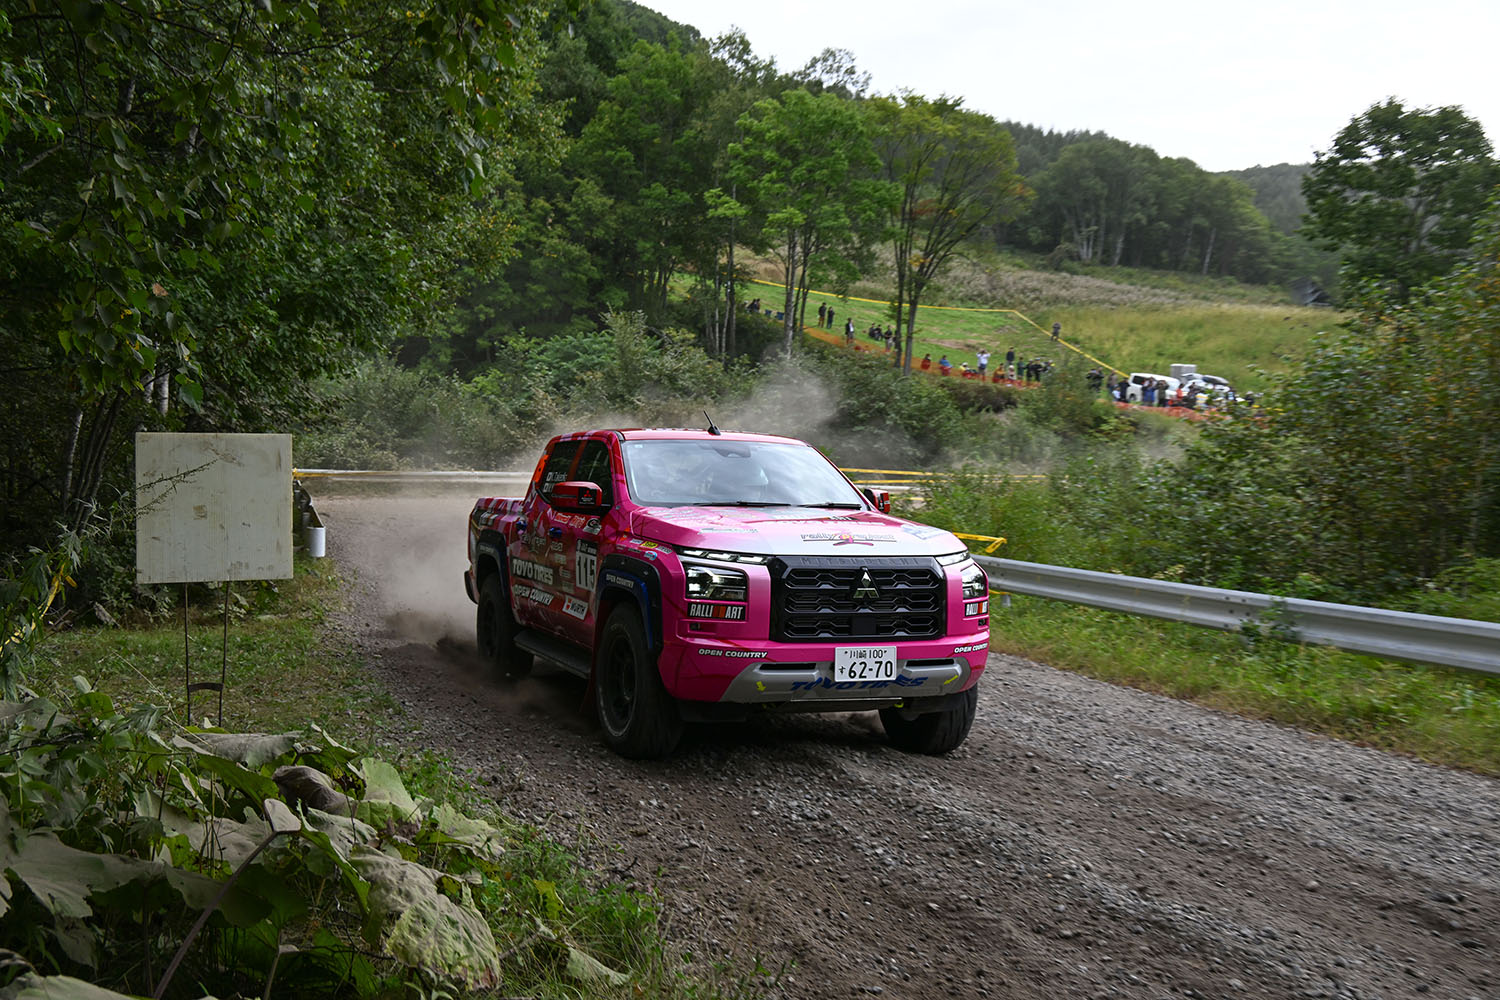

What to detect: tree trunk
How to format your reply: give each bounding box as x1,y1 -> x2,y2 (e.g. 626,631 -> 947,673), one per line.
60,405 -> 84,509
69,390 -> 124,528
782,229 -> 798,357
1201,226 -> 1216,275
726,213 -> 738,358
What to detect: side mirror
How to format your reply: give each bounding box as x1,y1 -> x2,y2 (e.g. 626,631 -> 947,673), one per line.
551,481 -> 605,512
862,487 -> 891,514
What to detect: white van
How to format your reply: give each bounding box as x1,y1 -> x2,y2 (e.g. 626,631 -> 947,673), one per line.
1123,372 -> 1180,404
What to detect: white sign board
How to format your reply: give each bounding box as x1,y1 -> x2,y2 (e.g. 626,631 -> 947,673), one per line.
136,433 -> 293,584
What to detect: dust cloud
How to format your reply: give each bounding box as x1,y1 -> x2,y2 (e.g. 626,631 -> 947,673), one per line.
319,484 -> 498,647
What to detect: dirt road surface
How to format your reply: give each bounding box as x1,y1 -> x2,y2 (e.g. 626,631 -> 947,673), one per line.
316,485 -> 1499,1000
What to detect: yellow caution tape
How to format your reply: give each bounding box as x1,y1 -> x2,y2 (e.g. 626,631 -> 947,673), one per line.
2,563 -> 72,656
954,532 -> 1007,554
838,468 -> 1047,480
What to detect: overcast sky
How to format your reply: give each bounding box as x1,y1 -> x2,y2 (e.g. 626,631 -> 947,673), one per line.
638,0 -> 1499,173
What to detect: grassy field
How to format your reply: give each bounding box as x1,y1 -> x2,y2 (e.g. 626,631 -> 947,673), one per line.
744,259 -> 1338,395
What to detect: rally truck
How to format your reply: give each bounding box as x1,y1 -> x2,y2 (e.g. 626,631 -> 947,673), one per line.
464,427 -> 990,758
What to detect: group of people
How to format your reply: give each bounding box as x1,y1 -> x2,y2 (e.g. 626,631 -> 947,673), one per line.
911,349 -> 1051,382
855,322 -> 896,350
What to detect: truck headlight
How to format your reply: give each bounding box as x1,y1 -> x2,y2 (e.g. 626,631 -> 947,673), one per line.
684,564 -> 749,602
959,563 -> 989,617
960,563 -> 988,601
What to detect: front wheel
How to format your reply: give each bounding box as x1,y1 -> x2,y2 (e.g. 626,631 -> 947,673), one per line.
477,574 -> 532,680
595,606 -> 682,759
880,686 -> 978,755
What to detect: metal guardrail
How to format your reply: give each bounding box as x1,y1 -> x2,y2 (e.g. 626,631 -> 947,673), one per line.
975,556 -> 1500,676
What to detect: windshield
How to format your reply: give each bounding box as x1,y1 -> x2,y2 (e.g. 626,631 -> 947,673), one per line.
621,439 -> 866,508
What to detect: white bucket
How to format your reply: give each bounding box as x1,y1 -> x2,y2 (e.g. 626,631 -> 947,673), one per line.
306,525 -> 326,558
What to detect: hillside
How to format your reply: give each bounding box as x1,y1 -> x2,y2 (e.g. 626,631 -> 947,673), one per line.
743,252 -> 1333,392
1221,162 -> 1313,234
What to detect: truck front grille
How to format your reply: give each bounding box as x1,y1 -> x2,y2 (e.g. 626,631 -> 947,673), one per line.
770,557 -> 945,641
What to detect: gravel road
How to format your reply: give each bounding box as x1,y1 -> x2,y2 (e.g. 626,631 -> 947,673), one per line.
316,486 -> 1500,1000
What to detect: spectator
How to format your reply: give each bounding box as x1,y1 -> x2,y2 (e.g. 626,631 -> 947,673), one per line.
1005,347 -> 1016,378
1051,321 -> 1061,341
1143,380 -> 1156,407
827,307 -> 834,330
920,353 -> 932,370
845,317 -> 854,341
977,349 -> 989,375
1086,368 -> 1103,394
938,355 -> 952,374
817,303 -> 827,327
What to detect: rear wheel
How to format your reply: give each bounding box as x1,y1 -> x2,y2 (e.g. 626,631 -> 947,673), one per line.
595,606 -> 682,759
880,686 -> 978,755
477,574 -> 532,680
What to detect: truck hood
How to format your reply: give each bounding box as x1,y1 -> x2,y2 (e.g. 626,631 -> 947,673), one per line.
628,505 -> 964,558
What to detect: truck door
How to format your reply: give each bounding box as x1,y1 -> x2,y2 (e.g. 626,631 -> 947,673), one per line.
510,438 -> 580,631
552,438 -> 617,646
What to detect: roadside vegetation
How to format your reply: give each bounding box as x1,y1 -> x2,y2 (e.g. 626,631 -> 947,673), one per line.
13,559 -> 775,999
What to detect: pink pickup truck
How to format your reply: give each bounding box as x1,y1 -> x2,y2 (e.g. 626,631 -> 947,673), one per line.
465,427 -> 990,758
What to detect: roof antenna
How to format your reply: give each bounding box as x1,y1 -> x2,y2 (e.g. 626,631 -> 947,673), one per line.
704,410 -> 722,436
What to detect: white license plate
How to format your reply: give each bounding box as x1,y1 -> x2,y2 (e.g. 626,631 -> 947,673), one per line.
834,646 -> 898,683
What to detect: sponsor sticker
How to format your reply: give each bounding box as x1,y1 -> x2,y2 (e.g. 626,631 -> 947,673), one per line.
583,517 -> 602,536
799,531 -> 894,545
790,676 -> 927,691
575,541 -> 599,591
518,585 -> 553,607
512,559 -> 555,586
687,602 -> 746,620
562,596 -> 589,619
696,648 -> 768,658
953,642 -> 988,654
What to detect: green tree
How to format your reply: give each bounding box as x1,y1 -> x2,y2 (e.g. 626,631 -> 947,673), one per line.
1028,138 -> 1155,265
1302,99 -> 1500,301
0,0 -> 550,543
571,37 -> 721,317
720,89 -> 889,355
872,95 -> 1024,370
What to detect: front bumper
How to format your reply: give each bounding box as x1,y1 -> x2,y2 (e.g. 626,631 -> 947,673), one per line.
661,632 -> 989,705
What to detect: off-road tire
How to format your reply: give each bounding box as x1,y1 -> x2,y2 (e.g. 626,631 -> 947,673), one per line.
477,574 -> 532,680
880,686 -> 978,755
595,605 -> 683,758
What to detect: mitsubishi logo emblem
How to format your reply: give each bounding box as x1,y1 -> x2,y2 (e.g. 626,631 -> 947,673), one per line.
852,569 -> 880,602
